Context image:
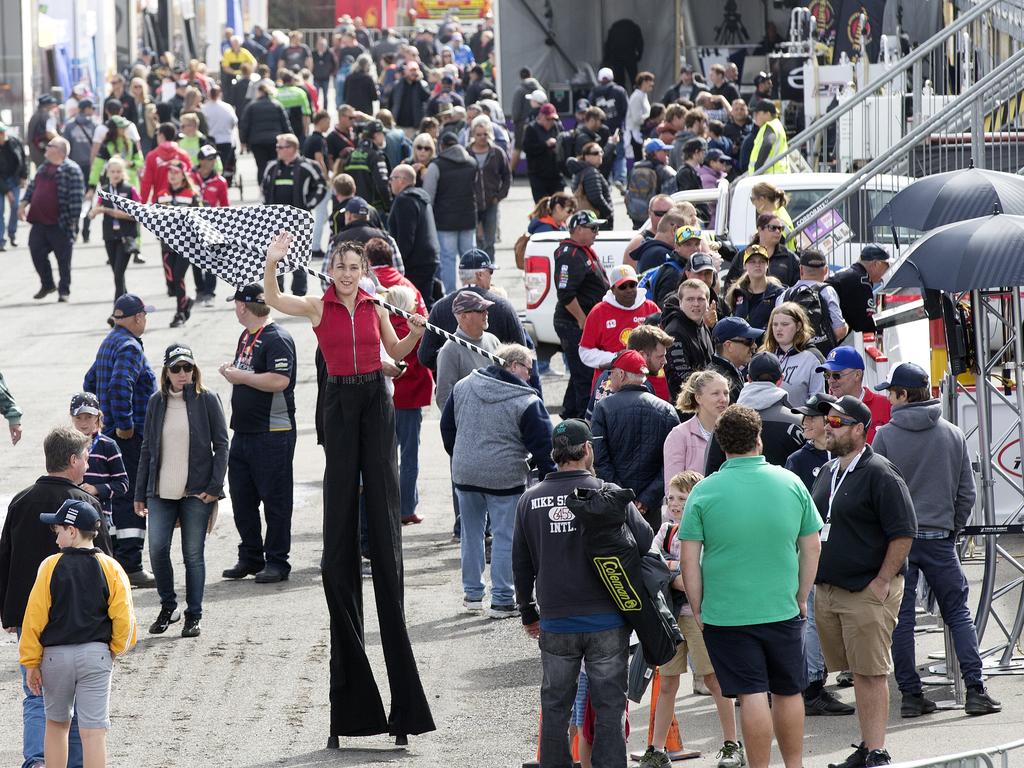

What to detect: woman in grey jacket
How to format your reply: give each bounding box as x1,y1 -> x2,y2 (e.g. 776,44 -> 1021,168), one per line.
135,344 -> 228,638
762,302 -> 825,407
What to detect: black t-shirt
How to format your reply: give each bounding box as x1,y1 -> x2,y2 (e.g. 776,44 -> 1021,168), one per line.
302,131 -> 327,162
230,321 -> 297,432
811,445 -> 917,592
325,127 -> 355,169
282,44 -> 311,71
553,240 -> 611,324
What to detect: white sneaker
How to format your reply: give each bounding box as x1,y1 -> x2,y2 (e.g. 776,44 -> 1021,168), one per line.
488,603 -> 519,619
463,595 -> 483,612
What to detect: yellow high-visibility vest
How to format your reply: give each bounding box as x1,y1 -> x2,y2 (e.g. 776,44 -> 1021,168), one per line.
749,118 -> 789,175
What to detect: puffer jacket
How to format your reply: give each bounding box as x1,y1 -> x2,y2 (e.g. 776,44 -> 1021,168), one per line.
592,384 -> 680,509
238,95 -> 291,147
660,294 -> 714,402
567,157 -> 613,227
705,381 -> 804,474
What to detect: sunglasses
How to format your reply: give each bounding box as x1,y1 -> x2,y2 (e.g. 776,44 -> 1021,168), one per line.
728,338 -> 755,347
168,363 -> 194,374
651,208 -> 672,217
825,370 -> 853,381
414,145 -> 431,150
586,151 -> 603,156
613,282 -> 638,290
761,224 -> 785,232
825,414 -> 859,429
275,144 -> 292,149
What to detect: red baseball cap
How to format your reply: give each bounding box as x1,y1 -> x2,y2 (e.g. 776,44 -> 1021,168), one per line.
612,350 -> 649,376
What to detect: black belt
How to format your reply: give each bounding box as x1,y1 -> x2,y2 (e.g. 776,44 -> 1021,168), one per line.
326,370 -> 383,385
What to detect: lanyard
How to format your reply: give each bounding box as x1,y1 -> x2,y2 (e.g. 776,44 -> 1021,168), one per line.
827,446 -> 866,523
237,325 -> 266,364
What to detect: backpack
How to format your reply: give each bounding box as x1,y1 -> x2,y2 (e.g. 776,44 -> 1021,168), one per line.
625,162 -> 659,223
638,258 -> 684,302
782,283 -> 838,355
556,129 -> 577,177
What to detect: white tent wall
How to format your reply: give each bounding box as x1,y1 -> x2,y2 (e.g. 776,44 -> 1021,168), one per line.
495,0 -> 681,113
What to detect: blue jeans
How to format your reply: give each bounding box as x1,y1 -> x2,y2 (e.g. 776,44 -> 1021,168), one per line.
805,585 -> 825,684
395,408 -> 422,519
334,73 -> 347,109
539,626 -> 630,768
147,496 -> 212,618
436,229 -> 476,294
455,489 -> 519,605
892,537 -> 985,693
0,177 -> 20,245
477,204 -> 499,259
311,192 -> 330,254
18,629 -> 82,768
611,138 -> 627,186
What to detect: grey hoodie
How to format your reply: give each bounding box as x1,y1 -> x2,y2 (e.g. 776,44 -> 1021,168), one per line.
706,382 -> 804,473
872,399 -> 975,532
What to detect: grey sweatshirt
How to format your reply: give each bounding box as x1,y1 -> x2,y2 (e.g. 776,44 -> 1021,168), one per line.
777,347 -> 825,409
871,399 -> 976,532
434,329 -> 500,410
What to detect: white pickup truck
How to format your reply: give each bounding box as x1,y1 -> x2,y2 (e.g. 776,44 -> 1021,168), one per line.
521,172 -> 913,349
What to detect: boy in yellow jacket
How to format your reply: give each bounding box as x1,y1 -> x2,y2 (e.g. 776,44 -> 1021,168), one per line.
19,499 -> 137,768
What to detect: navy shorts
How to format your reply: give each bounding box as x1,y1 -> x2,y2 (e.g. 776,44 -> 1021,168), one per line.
702,616 -> 807,697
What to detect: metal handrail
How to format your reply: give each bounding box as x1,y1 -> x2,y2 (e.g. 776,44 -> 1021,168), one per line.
887,738 -> 1024,768
738,0 -> 1024,181
786,45 -> 1024,237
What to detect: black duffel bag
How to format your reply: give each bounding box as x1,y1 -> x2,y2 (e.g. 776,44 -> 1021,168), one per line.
567,483 -> 682,666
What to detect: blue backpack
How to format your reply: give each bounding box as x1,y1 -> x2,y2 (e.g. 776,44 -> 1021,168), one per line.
638,259 -> 685,301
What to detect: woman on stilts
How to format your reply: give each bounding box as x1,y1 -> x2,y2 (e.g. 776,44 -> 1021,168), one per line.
263,232 -> 436,745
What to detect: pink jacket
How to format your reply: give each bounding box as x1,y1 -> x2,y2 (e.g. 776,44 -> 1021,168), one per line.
663,416 -> 710,487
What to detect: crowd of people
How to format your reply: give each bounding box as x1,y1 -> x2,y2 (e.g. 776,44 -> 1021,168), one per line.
0,15 -> 1009,768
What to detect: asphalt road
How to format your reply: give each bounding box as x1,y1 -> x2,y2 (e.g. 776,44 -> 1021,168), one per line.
1,153 -> 1021,767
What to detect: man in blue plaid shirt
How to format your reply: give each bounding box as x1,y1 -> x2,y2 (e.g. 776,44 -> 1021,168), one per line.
17,136 -> 84,302
84,294 -> 158,587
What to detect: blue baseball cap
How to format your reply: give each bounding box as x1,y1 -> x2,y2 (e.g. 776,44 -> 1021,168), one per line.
111,293 -> 156,319
644,138 -> 672,155
345,196 -> 370,216
713,316 -> 763,344
875,362 -> 929,391
459,248 -> 498,271
815,346 -> 865,373
40,499 -> 101,531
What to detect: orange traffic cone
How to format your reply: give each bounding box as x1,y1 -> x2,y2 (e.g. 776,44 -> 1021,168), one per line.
523,712 -> 583,768
630,668 -> 700,762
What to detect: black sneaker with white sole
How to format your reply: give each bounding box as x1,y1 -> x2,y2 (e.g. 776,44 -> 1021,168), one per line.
488,603 -> 519,619
864,749 -> 892,767
149,605 -> 181,634
829,742 -> 869,768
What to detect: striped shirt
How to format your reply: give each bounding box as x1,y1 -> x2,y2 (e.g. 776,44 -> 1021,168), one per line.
83,432 -> 129,517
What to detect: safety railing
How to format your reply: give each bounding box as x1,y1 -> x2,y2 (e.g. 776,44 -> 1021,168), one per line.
888,738 -> 1024,768
741,0 -> 1024,180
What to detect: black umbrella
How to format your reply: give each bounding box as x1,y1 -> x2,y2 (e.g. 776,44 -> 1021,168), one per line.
884,213 -> 1024,292
869,166 -> 1024,231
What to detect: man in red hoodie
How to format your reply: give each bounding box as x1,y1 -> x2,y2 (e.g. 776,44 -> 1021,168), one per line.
140,123 -> 192,202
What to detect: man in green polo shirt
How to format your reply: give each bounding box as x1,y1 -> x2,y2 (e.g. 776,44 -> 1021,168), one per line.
680,404 -> 822,768
276,70 -> 311,139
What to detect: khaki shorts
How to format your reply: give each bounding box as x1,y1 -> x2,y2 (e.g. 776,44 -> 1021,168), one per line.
660,614 -> 714,677
815,577 -> 903,677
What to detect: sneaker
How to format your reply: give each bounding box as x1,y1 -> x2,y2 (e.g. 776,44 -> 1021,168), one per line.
149,606 -> 181,634
900,692 -> 937,718
128,569 -> 157,588
716,740 -> 745,768
181,615 -> 201,638
134,254 -> 145,264
864,749 -> 891,767
965,685 -> 1002,716
202,295 -> 215,307
169,312 -> 186,328
222,562 -> 263,579
693,675 -> 711,695
806,689 -> 856,716
463,595 -> 483,612
33,286 -> 56,300
829,743 -> 869,768
638,745 -> 672,768
361,558 -> 372,578
9,236 -> 16,247
183,297 -> 194,320
253,567 -> 288,583
836,670 -> 854,687
401,514 -> 423,525
57,294 -> 69,303
488,603 -> 519,620
0,243 -> 5,252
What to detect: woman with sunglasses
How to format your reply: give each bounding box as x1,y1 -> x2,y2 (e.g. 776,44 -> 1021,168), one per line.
725,212 -> 800,288
749,181 -> 794,236
409,132 -> 435,186
726,244 -> 785,330
761,302 -> 826,406
262,234 -> 435,743
527,191 -> 576,235
135,344 -> 228,639
663,369 -> 730,482
567,142 -> 613,230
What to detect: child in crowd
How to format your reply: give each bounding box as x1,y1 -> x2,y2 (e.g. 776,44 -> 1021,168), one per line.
645,471 -> 745,768
69,392 -> 129,531
20,499 -> 138,768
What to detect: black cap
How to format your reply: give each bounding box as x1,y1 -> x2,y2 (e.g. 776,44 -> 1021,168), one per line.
829,395 -> 873,428
552,418 -> 592,446
70,391 -> 101,416
164,343 -> 195,367
790,392 -> 836,416
40,499 -> 100,531
78,98 -> 95,110
687,253 -> 716,273
439,131 -> 459,148
683,137 -> 708,154
874,362 -> 930,391
752,100 -> 777,116
364,119 -> 384,135
748,351 -> 782,382
227,283 -> 265,304
197,143 -> 219,160
754,71 -> 772,86
38,94 -> 58,107
459,248 -> 498,271
800,249 -> 827,268
860,244 -> 890,262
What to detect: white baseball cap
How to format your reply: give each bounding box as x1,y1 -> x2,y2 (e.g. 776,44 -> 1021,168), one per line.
598,67 -> 614,82
528,89 -> 548,104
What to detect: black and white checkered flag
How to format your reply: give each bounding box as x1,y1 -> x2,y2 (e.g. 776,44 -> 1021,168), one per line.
100,193 -> 313,286
103,194 -> 506,366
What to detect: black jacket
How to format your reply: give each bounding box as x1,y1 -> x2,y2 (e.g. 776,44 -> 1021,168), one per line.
261,156 -> 327,211
0,477 -> 111,628
238,96 -> 292,147
428,146 -> 478,231
710,354 -> 743,403
725,244 -> 800,288
418,285 -> 530,371
346,139 -> 392,212
330,220 -> 389,250
592,385 -> 680,509
705,382 -> 804,473
344,72 -> 379,114
660,294 -> 714,401
522,120 -> 561,181
388,77 -> 431,128
136,386 -> 229,502
729,280 -> 785,330
0,135 -> 29,183
472,145 -> 512,210
633,238 -> 674,274
567,158 -> 613,226
828,262 -> 877,332
387,186 -> 440,272
553,239 -> 611,324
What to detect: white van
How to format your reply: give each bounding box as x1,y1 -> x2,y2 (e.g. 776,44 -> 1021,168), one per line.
522,172 -> 913,348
